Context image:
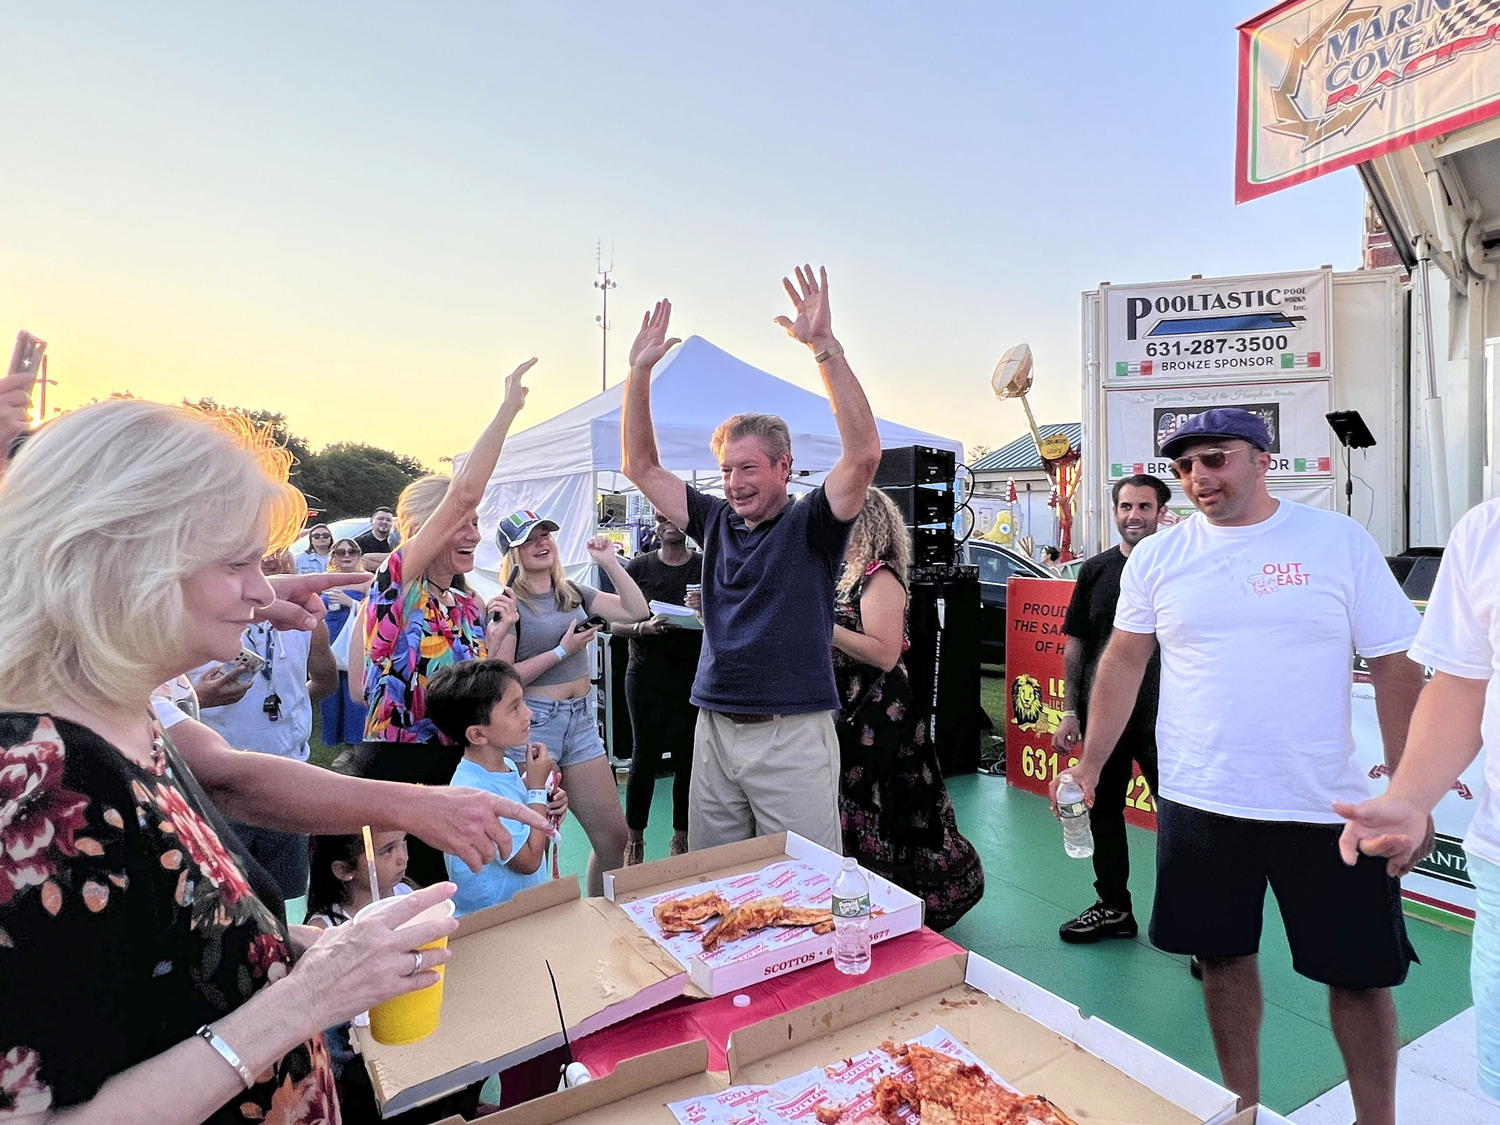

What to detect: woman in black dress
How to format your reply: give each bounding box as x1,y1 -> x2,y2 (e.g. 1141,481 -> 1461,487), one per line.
831,487 -> 984,931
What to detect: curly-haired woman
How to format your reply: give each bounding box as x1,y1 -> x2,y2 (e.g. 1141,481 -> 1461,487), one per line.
831,487 -> 985,931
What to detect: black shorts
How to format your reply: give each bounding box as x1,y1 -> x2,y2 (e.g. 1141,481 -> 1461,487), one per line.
1149,798 -> 1418,989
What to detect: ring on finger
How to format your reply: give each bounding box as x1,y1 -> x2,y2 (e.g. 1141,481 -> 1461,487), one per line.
406,950 -> 424,977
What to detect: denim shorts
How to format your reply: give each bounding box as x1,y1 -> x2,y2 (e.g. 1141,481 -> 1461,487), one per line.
1467,851 -> 1500,1099
505,694 -> 606,770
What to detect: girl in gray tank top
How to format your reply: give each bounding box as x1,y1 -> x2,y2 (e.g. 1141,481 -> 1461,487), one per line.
490,512 -> 651,895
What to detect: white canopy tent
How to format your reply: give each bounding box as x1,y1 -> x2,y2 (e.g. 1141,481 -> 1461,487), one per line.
466,335 -> 964,580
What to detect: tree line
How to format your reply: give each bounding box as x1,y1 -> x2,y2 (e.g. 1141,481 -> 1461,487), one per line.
189,398 -> 428,520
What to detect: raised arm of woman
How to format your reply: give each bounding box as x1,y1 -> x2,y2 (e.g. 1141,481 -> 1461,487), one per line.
585,536 -> 651,623
397,358 -> 535,583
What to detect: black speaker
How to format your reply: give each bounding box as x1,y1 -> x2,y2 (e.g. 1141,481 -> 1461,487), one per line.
881,485 -> 954,526
905,565 -> 981,775
911,527 -> 955,566
874,445 -> 956,488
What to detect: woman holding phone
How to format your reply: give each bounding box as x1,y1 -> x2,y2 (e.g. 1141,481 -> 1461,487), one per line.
350,360 -> 537,886
492,513 -> 648,893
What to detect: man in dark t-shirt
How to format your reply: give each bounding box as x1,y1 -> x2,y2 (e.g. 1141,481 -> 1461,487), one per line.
617,512 -> 704,862
1053,474 -> 1169,942
355,507 -> 400,569
619,269 -> 882,852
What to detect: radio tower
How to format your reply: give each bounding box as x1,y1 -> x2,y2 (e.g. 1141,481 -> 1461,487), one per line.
594,240 -> 616,392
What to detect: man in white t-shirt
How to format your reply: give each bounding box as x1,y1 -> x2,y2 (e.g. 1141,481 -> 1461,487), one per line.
1058,408 -> 1425,1125
1337,497 -> 1500,1102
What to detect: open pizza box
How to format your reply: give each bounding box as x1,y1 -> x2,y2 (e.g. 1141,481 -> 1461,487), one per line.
602,831 -> 925,997
357,875 -> 688,1117
453,950 -> 1240,1125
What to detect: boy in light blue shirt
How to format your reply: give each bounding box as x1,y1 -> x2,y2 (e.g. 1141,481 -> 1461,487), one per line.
427,660 -> 569,917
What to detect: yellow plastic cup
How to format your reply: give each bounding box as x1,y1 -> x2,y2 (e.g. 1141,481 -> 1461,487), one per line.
355,895 -> 456,1046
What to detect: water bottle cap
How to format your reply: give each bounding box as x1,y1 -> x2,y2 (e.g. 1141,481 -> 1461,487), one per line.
841,856 -> 857,870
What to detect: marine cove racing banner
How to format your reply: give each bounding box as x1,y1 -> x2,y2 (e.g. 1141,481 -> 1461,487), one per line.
1102,269 -> 1332,385
1104,379 -> 1335,481
1237,0 -> 1500,202
1004,578 -> 1157,830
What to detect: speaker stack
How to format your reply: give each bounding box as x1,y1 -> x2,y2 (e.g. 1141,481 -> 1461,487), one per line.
874,445 -> 957,566
874,446 -> 981,775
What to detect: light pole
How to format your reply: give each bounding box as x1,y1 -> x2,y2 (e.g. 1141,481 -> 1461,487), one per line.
594,240 -> 615,392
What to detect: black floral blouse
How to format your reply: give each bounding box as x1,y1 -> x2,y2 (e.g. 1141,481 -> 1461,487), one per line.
0,713 -> 339,1123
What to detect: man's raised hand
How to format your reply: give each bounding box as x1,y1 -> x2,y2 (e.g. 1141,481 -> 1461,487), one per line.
629,300 -> 681,374
774,265 -> 835,349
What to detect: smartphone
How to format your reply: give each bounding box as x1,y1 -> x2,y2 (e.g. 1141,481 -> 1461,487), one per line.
7,331 -> 46,379
217,647 -> 266,686
574,615 -> 608,634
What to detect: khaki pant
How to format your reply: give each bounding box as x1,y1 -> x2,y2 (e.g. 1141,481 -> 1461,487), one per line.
687,710 -> 843,853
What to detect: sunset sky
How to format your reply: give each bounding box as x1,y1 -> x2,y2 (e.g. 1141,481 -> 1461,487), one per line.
3,2 -> 1366,468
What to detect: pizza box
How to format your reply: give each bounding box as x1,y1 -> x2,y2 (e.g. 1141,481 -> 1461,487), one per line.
357,875 -> 688,1117
602,831 -> 924,997
458,951 -> 1239,1125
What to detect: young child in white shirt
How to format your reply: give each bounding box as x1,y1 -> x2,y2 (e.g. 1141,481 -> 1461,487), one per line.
427,660 -> 569,917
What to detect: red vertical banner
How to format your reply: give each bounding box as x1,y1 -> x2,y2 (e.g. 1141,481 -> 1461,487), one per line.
1004,578 -> 1074,799
1004,577 -> 1158,830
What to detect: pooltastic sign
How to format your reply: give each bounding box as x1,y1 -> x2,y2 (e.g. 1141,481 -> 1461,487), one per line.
1101,269 -> 1333,386
1237,0 -> 1500,202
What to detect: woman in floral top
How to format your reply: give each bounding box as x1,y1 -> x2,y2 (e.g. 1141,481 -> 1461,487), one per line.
349,358 -> 537,886
0,401 -> 464,1125
830,488 -> 985,932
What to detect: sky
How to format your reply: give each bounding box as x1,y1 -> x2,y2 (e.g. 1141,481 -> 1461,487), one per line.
1,2 -> 1368,468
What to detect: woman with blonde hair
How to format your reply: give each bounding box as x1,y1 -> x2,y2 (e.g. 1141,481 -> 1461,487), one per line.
831,487 -> 984,931
0,398 -> 502,1123
350,360 -> 537,886
491,511 -> 649,893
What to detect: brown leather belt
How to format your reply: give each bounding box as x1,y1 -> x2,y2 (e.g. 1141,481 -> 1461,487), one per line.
719,712 -> 776,725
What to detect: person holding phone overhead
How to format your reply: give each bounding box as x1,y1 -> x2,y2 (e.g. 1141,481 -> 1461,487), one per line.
492,511 -> 649,894
1,330 -> 46,474
351,359 -> 538,886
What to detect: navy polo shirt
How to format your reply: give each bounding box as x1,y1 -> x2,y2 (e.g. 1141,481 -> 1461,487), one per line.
684,484 -> 853,715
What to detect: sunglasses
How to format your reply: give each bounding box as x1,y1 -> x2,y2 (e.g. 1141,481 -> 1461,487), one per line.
1167,444 -> 1255,480
310,533 -> 332,540
332,548 -> 360,557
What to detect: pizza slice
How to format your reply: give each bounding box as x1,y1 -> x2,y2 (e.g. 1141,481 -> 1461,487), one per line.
652,889 -> 732,934
904,1044 -> 1080,1125
700,895 -> 785,951
774,904 -> 836,934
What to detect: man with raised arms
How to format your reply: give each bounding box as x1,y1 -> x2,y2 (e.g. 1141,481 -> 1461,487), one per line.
620,267 -> 882,852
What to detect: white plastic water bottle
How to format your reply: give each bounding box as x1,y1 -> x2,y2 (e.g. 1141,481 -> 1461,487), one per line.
1056,773 -> 1095,859
831,857 -> 872,975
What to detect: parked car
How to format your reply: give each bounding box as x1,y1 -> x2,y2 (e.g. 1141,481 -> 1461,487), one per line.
960,540 -> 1057,664
290,516 -> 375,560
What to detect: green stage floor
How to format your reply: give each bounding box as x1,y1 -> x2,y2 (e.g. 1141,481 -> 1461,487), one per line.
590,769 -> 1476,1116
304,709 -> 1475,1114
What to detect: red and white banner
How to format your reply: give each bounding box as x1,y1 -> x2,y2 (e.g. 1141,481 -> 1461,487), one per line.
1004,578 -> 1157,829
1236,0 -> 1500,202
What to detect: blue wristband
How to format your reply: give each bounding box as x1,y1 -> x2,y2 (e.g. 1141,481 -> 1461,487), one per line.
551,644 -> 567,662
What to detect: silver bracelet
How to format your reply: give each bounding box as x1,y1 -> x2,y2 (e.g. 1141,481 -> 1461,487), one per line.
197,1024 -> 254,1089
